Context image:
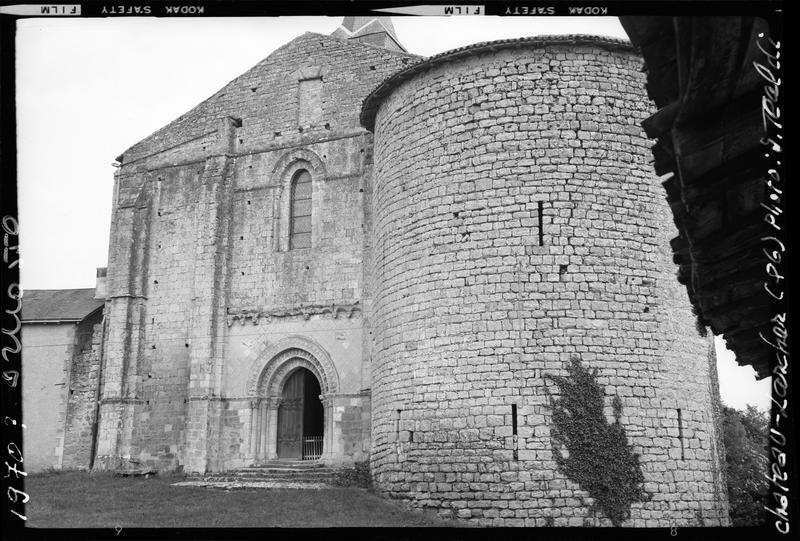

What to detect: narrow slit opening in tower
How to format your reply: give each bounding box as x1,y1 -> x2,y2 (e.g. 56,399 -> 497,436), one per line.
677,408 -> 685,461
512,404 -> 519,461
537,201 -> 544,246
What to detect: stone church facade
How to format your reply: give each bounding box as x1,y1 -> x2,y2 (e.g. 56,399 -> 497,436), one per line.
86,18 -> 729,526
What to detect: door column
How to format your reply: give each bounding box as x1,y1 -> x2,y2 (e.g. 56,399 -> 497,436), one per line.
321,394 -> 336,462
265,397 -> 281,460
248,399 -> 260,463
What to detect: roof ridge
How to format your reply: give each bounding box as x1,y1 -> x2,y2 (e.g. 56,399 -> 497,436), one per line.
118,32 -> 316,160
314,31 -> 419,59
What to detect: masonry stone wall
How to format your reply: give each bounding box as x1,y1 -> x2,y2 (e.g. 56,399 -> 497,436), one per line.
133,164 -> 200,470
96,32 -> 417,472
62,314 -> 104,469
90,26 -> 730,526
119,33 -> 415,166
367,39 -> 729,527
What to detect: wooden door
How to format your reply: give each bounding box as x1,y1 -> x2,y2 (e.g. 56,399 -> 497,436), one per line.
277,369 -> 304,459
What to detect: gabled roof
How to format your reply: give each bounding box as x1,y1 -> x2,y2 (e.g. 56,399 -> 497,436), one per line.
21,289 -> 104,323
118,31 -> 418,165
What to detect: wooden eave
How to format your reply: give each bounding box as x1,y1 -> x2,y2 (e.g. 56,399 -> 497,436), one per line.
619,16 -> 779,379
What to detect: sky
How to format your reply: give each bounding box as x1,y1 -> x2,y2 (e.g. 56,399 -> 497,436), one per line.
14,15 -> 772,412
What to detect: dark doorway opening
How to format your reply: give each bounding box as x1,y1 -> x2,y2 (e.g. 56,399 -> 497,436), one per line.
277,367 -> 324,460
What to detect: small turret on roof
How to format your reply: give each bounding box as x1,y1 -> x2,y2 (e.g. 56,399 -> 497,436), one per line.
330,16 -> 406,52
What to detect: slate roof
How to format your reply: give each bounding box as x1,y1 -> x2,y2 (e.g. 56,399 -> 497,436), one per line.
330,16 -> 407,52
21,288 -> 104,323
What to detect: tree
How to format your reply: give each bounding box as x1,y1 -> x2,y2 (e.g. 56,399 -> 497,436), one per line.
722,404 -> 769,526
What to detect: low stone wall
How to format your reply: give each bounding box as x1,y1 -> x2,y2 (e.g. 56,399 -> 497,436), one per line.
62,317 -> 103,469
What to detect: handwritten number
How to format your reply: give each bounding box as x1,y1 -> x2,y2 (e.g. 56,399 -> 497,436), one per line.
10,508 -> 27,521
5,461 -> 27,479
1,338 -> 21,362
2,370 -> 19,388
2,216 -> 26,522
7,442 -> 22,462
2,216 -> 18,235
7,486 -> 29,503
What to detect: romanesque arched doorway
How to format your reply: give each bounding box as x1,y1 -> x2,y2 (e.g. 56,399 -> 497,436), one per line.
246,339 -> 339,465
276,367 -> 324,460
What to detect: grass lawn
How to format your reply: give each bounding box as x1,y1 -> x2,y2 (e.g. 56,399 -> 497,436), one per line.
24,471 -> 461,529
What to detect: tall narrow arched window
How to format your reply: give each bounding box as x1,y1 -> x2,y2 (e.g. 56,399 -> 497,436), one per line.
289,169 -> 312,249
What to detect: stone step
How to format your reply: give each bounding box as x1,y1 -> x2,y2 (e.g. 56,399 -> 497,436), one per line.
174,479 -> 331,490
202,476 -> 336,483
239,465 -> 329,472
202,464 -> 339,484
202,475 -> 334,483
236,467 -> 335,474
205,471 -> 337,480
196,460 -> 348,485
202,477 -> 335,483
255,461 -> 327,469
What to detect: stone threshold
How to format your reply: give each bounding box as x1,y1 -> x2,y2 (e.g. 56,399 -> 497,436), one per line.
172,480 -> 331,490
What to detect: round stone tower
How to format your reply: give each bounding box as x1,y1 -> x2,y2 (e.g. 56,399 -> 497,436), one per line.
361,36 -> 729,527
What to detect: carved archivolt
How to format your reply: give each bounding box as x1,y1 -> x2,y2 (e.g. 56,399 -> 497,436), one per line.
271,147 -> 327,181
246,335 -> 339,397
